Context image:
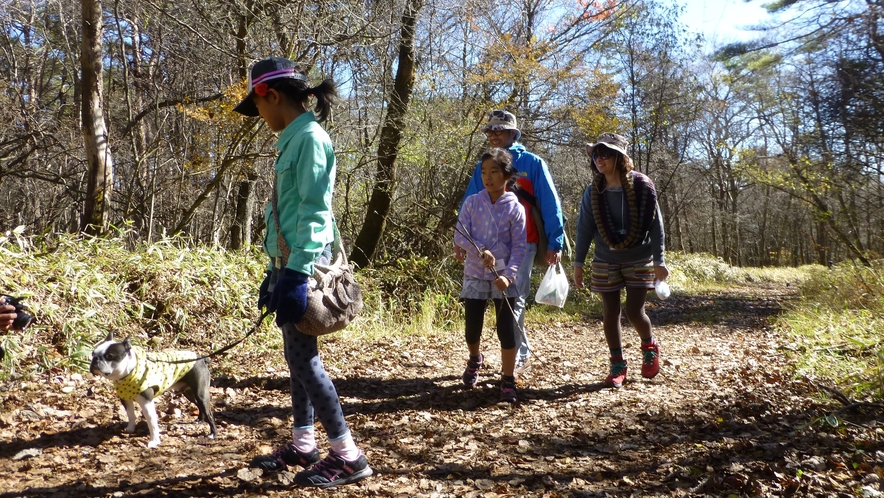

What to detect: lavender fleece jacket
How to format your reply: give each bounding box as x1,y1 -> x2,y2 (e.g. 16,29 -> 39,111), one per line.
455,190 -> 528,283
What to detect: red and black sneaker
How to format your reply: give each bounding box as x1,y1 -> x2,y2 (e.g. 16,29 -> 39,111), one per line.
641,341 -> 660,379
605,358 -> 628,388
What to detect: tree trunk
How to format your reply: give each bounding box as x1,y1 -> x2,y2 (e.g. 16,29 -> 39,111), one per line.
171,120 -> 253,236
710,199 -> 718,256
350,0 -> 423,268
759,185 -> 770,266
173,158 -> 235,236
80,0 -> 114,235
229,11 -> 255,251
230,171 -> 257,250
671,195 -> 685,253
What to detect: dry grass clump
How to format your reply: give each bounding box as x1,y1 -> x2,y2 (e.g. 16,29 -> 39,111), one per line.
0,229 -> 471,377
777,259 -> 884,401
0,228 -> 267,378
665,252 -> 822,292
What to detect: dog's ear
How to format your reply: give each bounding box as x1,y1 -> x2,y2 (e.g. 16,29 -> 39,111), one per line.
103,331 -> 113,343
122,336 -> 132,350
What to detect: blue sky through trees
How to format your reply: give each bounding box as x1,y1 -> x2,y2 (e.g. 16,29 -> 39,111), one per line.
678,0 -> 771,47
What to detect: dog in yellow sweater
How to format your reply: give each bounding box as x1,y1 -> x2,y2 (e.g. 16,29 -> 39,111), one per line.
90,332 -> 216,448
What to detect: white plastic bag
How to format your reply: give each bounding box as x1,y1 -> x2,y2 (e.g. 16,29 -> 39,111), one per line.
534,263 -> 570,308
654,280 -> 671,300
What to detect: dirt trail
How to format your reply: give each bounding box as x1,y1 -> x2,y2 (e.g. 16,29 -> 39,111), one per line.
1,283 -> 882,497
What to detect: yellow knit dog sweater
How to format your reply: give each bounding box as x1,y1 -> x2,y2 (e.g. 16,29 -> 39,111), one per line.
113,347 -> 199,401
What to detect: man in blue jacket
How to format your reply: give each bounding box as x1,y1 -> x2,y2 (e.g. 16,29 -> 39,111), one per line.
458,110 -> 565,369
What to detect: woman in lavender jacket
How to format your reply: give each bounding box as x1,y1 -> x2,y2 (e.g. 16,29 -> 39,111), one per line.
454,148 -> 527,403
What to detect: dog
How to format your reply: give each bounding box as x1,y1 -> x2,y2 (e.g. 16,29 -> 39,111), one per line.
90,332 -> 217,448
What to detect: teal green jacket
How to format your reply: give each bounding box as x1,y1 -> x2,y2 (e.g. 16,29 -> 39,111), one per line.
263,112 -> 335,275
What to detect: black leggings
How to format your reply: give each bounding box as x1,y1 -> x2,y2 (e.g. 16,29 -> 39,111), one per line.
463,298 -> 518,350
600,288 -> 652,349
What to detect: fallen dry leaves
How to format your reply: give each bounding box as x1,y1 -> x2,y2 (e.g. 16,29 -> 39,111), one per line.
1,284 -> 883,497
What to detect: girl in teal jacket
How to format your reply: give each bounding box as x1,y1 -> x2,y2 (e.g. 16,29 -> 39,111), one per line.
233,57 -> 371,489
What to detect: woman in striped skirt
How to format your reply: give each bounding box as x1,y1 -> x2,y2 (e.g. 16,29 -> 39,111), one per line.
573,132 -> 669,389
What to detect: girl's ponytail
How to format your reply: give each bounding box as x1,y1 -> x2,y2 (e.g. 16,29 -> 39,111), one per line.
271,76 -> 338,123
310,79 -> 338,123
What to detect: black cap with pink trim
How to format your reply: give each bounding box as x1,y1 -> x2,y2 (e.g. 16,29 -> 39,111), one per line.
234,57 -> 308,116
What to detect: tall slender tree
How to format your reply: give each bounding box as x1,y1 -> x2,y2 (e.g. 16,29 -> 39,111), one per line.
80,0 -> 115,234
351,0 -> 423,267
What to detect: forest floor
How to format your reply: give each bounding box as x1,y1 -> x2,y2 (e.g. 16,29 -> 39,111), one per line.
1,283 -> 883,497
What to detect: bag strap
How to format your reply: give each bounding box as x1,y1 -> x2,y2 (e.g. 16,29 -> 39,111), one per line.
271,177 -> 291,270
330,218 -> 350,265
515,186 -> 574,261
513,187 -> 538,208
271,173 -> 346,269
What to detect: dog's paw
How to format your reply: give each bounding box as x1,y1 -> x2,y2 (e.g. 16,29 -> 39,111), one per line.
147,439 -> 161,449
124,424 -> 136,434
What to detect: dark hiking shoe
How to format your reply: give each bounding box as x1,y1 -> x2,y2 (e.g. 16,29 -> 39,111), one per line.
462,353 -> 484,388
294,451 -> 373,488
500,377 -> 518,403
250,442 -> 320,472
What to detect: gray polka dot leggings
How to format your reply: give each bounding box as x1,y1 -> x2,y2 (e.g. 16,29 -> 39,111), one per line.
281,322 -> 349,440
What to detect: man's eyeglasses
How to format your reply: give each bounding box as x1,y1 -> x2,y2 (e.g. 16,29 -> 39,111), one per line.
485,130 -> 510,137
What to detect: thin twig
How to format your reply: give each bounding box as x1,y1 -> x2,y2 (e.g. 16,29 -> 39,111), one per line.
812,381 -> 884,431
814,382 -> 852,406
835,402 -> 884,414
